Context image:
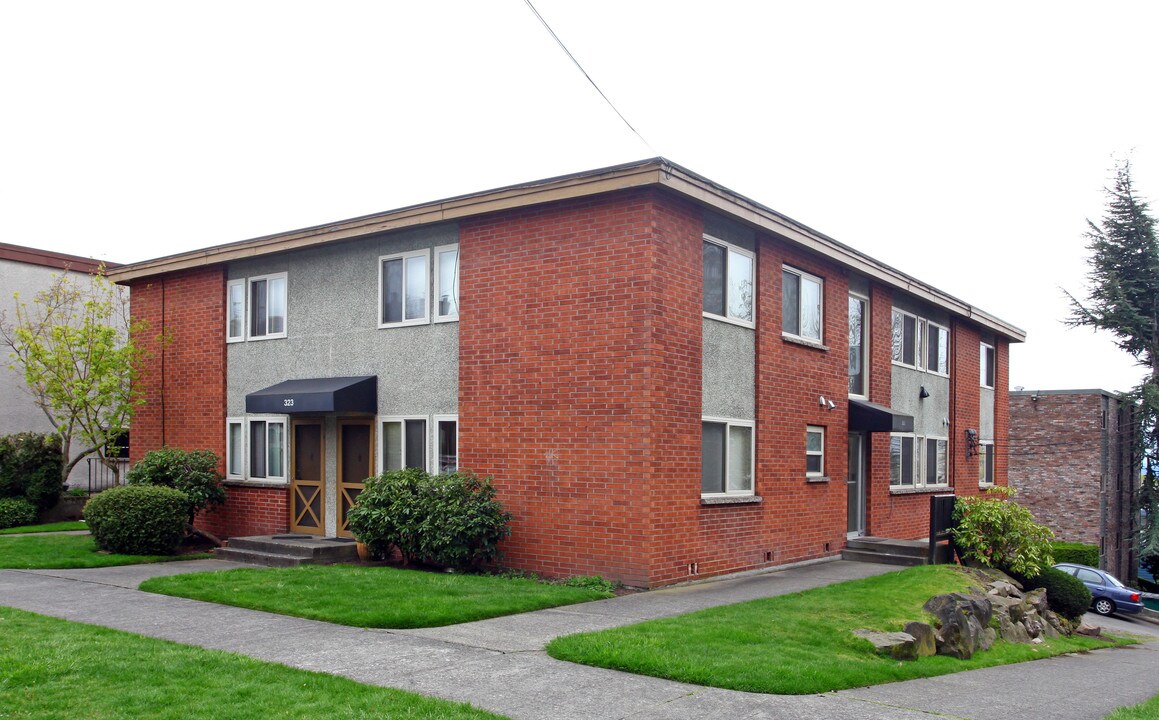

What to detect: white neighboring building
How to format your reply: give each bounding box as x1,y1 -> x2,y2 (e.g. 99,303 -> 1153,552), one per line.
0,243 -> 124,490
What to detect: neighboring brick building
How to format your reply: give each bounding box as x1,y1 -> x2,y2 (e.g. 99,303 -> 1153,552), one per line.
109,158 -> 1024,587
1009,389 -> 1139,580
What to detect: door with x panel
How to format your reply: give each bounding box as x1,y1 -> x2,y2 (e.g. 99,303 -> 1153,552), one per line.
290,419 -> 325,535
338,419 -> 374,538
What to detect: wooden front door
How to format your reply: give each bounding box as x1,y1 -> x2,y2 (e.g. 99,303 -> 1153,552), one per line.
338,419 -> 374,538
290,419 -> 325,535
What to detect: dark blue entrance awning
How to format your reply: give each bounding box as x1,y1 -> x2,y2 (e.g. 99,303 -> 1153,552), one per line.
245,376 -> 377,415
848,398 -> 914,433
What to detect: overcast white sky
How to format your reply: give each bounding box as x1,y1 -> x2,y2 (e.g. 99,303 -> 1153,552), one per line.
2,1 -> 1156,393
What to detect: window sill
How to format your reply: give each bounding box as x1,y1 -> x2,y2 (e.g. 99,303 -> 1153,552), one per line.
978,482 -> 996,489
806,475 -> 830,483
889,484 -> 951,495
782,334 -> 828,351
703,312 -> 756,330
223,479 -> 289,489
700,494 -> 763,506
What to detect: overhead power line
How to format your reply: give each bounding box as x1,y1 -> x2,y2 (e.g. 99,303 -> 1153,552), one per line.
521,0 -> 654,153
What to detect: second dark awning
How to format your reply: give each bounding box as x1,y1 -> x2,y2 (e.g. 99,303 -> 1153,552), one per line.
245,376 -> 377,415
848,398 -> 914,433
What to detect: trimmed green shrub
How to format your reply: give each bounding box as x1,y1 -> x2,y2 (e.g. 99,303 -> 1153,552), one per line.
0,497 -> 38,529
347,469 -> 511,570
951,486 -> 1054,577
126,447 -> 225,522
1021,566 -> 1093,622
0,432 -> 64,511
1051,541 -> 1099,567
84,485 -> 189,555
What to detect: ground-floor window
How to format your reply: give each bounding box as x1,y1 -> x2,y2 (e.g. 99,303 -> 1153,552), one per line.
225,416 -> 287,482
701,417 -> 754,495
978,441 -> 994,486
381,417 -> 427,472
891,433 -> 949,490
435,415 -> 458,473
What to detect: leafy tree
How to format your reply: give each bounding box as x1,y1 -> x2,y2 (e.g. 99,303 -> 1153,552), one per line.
0,268 -> 143,487
1067,159 -> 1158,565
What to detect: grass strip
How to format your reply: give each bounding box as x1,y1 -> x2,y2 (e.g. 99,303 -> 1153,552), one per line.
1105,693 -> 1159,720
546,565 -> 1134,695
141,564 -> 614,628
0,607 -> 505,720
0,533 -> 210,568
0,520 -> 88,535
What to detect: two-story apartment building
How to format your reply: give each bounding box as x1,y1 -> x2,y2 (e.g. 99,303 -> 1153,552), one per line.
109,158 -> 1023,587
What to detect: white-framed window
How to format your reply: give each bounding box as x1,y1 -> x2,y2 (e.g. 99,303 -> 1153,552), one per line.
226,418 -> 244,479
848,293 -> 868,397
924,437 -> 948,486
701,417 -> 754,495
435,415 -> 458,472
226,280 -> 246,342
978,440 -> 995,485
246,417 -> 287,481
980,342 -> 996,388
248,273 -> 288,340
890,434 -> 917,487
380,416 -> 428,472
782,266 -> 823,342
379,249 -> 430,328
434,245 -> 460,322
892,309 -> 950,376
702,235 -> 755,326
806,425 -> 825,477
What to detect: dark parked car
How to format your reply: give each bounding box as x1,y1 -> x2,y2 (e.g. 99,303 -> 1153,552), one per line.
1053,563 -> 1144,616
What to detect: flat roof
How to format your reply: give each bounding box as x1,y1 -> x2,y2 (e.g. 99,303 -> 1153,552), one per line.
107,157 -> 1025,342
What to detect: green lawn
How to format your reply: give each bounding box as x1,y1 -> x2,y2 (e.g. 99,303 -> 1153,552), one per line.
0,533 -> 211,569
0,520 -> 88,535
546,565 -> 1134,695
1106,694 -> 1159,720
140,565 -> 614,628
0,607 -> 506,720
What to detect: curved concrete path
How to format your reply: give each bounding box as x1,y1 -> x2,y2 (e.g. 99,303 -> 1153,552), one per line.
2,558 -> 1157,720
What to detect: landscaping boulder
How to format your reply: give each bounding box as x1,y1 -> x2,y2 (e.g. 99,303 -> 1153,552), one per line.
903,621 -> 937,657
853,629 -> 919,660
924,592 -> 993,659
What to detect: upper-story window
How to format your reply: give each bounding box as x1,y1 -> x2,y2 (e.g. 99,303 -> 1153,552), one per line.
980,342 -> 996,388
703,235 -> 755,326
379,250 -> 430,327
227,273 -> 287,342
782,266 -> 822,342
891,309 -> 949,375
848,294 -> 868,396
434,245 -> 460,322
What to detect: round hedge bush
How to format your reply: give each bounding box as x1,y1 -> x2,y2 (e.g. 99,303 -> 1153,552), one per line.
1024,566 -> 1092,622
0,497 -> 38,529
84,485 -> 189,555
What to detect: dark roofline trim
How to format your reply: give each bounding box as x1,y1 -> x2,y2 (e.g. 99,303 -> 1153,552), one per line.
0,242 -> 120,273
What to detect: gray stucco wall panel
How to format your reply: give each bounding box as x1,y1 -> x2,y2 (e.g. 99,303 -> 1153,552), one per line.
891,366 -> 951,438
980,387 -> 995,438
702,319 -> 755,420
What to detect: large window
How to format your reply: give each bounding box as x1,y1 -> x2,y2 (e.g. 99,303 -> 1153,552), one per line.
703,236 -> 755,325
247,418 -> 286,480
249,274 -> 288,340
848,294 -> 868,396
701,418 -> 754,495
980,342 -> 996,388
891,309 -> 949,375
806,426 -> 825,477
434,245 -> 460,322
892,433 -> 950,489
379,250 -> 430,327
381,417 -> 428,471
782,266 -> 822,342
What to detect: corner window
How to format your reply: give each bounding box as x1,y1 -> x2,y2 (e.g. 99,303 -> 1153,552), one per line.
703,236 -> 755,326
379,250 -> 430,327
890,434 -> 916,487
980,342 -> 996,388
848,294 -> 868,396
978,441 -> 994,485
926,323 -> 949,375
925,437 -> 948,486
226,419 -> 244,478
381,417 -> 428,471
436,415 -> 458,472
701,418 -> 754,495
806,426 -> 825,477
782,266 -> 822,341
248,418 -> 286,480
434,245 -> 460,322
226,280 -> 245,342
248,274 -> 288,340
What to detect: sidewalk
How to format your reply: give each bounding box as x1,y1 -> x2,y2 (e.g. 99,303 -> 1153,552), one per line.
2,558 -> 1157,720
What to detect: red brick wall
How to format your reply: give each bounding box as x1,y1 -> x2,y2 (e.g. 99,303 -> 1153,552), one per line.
197,484 -> 289,538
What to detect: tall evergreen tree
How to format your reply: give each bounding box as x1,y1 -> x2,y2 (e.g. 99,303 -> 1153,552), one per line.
1068,160 -> 1159,563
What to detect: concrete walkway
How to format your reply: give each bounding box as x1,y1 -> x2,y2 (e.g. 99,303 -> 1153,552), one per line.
2,558 -> 1157,720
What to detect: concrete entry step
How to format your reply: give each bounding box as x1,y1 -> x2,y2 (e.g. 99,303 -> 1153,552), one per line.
842,537 -> 953,567
215,535 -> 359,567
